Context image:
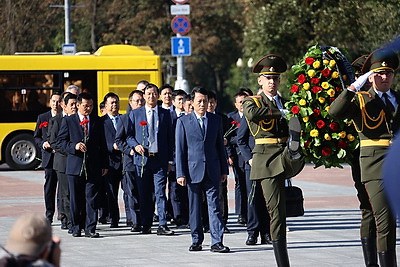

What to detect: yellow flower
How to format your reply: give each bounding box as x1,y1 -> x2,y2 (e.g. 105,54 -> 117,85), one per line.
307,70 -> 316,78
339,131 -> 346,138
318,97 -> 325,103
310,129 -> 319,137
323,59 -> 329,65
331,71 -> 339,79
329,60 -> 336,67
327,89 -> 335,97
312,61 -> 321,69
303,82 -> 310,90
321,82 -> 330,89
299,99 -> 307,106
325,106 -> 330,112
324,133 -> 331,140
347,134 -> 355,142
303,116 -> 309,122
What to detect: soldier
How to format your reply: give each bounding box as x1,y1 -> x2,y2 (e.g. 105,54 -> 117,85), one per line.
242,54 -> 304,267
329,49 -> 399,266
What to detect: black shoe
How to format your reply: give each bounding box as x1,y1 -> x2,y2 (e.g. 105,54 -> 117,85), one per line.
131,225 -> 141,232
153,214 -> 159,222
172,217 -> 184,227
203,225 -> 210,233
246,235 -> 257,245
85,231 -> 100,238
72,232 -> 81,237
126,220 -> 133,227
110,223 -> 119,228
68,228 -> 73,234
98,217 -> 108,224
237,216 -> 247,225
61,223 -> 68,230
210,242 -> 230,253
141,226 -> 151,234
260,233 -> 272,245
189,243 -> 202,251
288,117 -> 301,154
224,226 -> 231,234
157,225 -> 175,236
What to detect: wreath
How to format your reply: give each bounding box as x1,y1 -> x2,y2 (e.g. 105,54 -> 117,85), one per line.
285,45 -> 359,168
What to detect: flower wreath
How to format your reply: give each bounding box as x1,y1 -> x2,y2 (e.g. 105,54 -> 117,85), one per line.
285,45 -> 359,168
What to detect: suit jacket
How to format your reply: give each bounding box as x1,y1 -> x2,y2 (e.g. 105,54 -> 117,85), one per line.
226,110 -> 243,160
48,113 -> 66,173
57,112 -> 107,176
102,114 -> 122,171
329,88 -> 400,182
175,112 -> 228,184
127,106 -> 173,168
33,110 -> 54,168
115,113 -> 135,171
236,115 -> 255,164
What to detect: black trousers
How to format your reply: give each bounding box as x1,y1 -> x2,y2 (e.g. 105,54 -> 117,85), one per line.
44,168 -> 58,221
103,168 -> 122,224
56,170 -> 71,227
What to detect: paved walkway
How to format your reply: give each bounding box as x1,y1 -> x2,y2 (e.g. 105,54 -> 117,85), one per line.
0,164 -> 398,266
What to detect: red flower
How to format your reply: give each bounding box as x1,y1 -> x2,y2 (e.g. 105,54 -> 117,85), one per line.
316,120 -> 326,129
139,121 -> 148,127
310,77 -> 320,84
237,123 -> 241,128
298,74 -> 306,84
304,140 -> 311,149
336,87 -> 341,92
80,119 -> 89,126
311,86 -> 322,94
305,57 -> 315,65
291,84 -> 299,93
338,140 -> 348,149
313,109 -> 321,117
231,121 -> 238,125
330,97 -> 336,103
39,121 -> 49,129
321,147 -> 332,156
329,122 -> 339,131
291,106 -> 300,114
321,69 -> 331,77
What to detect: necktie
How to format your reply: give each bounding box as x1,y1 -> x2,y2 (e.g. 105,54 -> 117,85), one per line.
199,117 -> 205,136
274,96 -> 283,110
112,116 -> 118,130
382,93 -> 395,115
82,116 -> 88,136
148,109 -> 155,143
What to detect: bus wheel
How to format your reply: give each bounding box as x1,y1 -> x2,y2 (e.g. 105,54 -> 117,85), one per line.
5,134 -> 40,170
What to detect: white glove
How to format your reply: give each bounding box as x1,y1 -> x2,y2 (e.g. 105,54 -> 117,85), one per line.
350,70 -> 373,91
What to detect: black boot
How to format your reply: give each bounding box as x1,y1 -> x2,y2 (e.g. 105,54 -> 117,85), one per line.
361,237 -> 379,267
378,250 -> 397,267
272,239 -> 290,267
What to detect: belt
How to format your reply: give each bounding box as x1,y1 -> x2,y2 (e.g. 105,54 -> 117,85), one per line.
148,152 -> 158,157
255,137 -> 288,145
360,139 -> 391,147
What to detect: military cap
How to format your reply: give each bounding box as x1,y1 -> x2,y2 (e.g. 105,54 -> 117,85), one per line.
351,55 -> 368,76
252,54 -> 287,76
362,49 -> 399,73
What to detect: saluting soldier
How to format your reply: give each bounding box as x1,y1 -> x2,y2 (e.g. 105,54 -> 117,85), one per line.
329,49 -> 399,266
242,55 -> 304,267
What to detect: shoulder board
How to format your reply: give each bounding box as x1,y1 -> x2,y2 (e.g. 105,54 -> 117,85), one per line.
246,96 -> 262,108
356,91 -> 373,98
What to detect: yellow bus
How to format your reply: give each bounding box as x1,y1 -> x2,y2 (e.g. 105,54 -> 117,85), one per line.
0,44 -> 162,170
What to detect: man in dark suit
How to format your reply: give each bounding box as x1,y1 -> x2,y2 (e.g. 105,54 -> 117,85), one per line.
101,92 -> 123,228
330,49 -> 399,266
34,92 -> 61,224
57,92 -> 108,238
127,84 -> 174,235
48,92 -> 77,231
226,91 -> 248,225
176,87 -> 230,253
115,90 -> 144,231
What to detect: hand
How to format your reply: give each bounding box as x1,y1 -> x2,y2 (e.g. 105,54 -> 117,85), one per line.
224,138 -> 228,146
248,159 -> 253,166
221,174 -> 227,183
43,141 -> 51,149
113,143 -> 119,150
75,142 -> 87,152
177,177 -> 186,186
227,157 -> 234,166
349,70 -> 373,92
129,149 -> 135,156
135,145 -> 144,155
46,236 -> 61,267
101,169 -> 108,176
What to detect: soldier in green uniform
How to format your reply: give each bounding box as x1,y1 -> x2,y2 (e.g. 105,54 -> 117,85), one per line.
329,49 -> 399,267
242,55 -> 305,267
349,55 -> 379,267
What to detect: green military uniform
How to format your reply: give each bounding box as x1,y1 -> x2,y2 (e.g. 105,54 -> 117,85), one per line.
329,49 -> 399,265
243,54 -> 305,267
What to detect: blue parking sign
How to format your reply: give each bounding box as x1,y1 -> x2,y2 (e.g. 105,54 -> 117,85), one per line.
171,37 -> 191,56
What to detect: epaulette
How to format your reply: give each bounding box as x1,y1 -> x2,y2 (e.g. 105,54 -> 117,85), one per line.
356,91 -> 374,99
247,96 -> 262,108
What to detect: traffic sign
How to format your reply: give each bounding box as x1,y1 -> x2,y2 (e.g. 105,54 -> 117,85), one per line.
62,43 -> 76,55
171,16 -> 191,35
171,37 -> 191,56
172,0 -> 189,4
170,4 -> 190,15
